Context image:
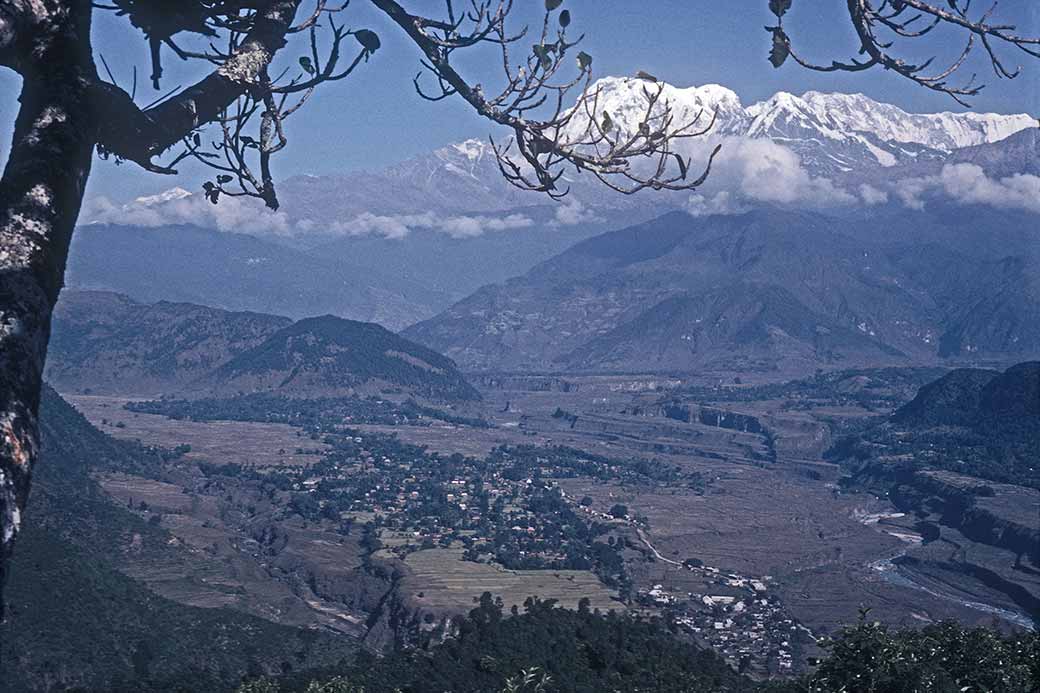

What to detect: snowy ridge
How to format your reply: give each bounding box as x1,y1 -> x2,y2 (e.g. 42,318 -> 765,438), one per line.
452,77 -> 1034,175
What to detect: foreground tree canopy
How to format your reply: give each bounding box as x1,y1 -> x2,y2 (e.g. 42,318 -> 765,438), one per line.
229,600 -> 1039,693
0,0 -> 1038,612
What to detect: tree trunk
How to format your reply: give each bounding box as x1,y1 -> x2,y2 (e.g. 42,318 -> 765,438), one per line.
0,2 -> 96,616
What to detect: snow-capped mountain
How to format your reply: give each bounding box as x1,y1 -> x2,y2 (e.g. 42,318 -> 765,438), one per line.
132,186 -> 193,207
571,77 -> 1034,176
125,77 -> 1034,229
743,89 -> 1034,174
566,76 -> 750,138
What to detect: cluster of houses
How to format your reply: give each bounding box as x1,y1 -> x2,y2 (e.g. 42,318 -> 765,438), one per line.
638,569 -> 807,675
260,428 -> 806,674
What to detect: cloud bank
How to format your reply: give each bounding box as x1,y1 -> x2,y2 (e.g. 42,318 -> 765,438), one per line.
324,211 -> 534,239
895,163 -> 1040,214
84,188 -> 294,235
83,188 -> 536,239
680,136 -> 857,216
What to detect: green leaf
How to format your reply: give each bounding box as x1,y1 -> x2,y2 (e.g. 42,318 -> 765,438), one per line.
576,51 -> 592,71
192,133 -> 201,147
545,0 -> 563,10
299,56 -> 315,75
354,29 -> 381,55
769,0 -> 792,18
635,70 -> 658,82
217,174 -> 233,184
601,111 -> 613,133
559,10 -> 571,27
767,27 -> 789,68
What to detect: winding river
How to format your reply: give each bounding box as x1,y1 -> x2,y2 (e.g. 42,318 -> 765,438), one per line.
869,552 -> 1037,631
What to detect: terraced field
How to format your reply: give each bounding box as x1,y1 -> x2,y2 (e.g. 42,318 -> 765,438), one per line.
398,548 -> 623,614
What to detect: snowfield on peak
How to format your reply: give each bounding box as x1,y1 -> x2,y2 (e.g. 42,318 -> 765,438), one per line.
133,187 -> 193,206
558,77 -> 1033,174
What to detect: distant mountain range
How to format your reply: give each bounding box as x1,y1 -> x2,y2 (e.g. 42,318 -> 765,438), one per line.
272,78 -> 1033,224
66,79 -> 1037,369
65,215 -> 642,329
47,291 -> 291,394
47,291 -> 477,402
64,224 -> 452,330
404,206 -> 1040,374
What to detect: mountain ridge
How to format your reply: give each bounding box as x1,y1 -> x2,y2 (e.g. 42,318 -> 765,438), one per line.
47,291 -> 480,402
404,207 -> 1040,374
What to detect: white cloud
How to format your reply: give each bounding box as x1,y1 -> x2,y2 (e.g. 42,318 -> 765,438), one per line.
331,211 -> 533,239
893,163 -> 1040,214
686,191 -> 748,217
83,188 -> 534,239
893,177 -> 931,211
936,164 -> 1040,214
83,188 -> 293,235
669,136 -> 856,214
723,137 -> 856,207
553,198 -> 602,226
859,183 -> 889,205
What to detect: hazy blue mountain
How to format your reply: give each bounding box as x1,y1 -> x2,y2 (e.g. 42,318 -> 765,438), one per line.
65,224 -> 451,330
47,290 -> 291,395
404,208 -> 1040,374
308,208 -> 649,302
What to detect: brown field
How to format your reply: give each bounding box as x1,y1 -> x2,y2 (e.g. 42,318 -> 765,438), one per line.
94,470 -> 372,634
62,373 -> 1035,644
65,394 -> 328,467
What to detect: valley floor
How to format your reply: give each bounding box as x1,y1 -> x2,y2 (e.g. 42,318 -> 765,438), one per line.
59,369 -> 1037,678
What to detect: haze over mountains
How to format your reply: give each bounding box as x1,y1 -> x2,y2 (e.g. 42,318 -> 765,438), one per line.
68,78 -> 1038,369
402,205 -> 1039,374
46,292 -> 476,402
270,78 -> 1035,223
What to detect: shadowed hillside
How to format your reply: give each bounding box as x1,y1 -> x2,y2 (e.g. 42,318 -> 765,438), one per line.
207,315 -> 480,402
0,388 -> 353,692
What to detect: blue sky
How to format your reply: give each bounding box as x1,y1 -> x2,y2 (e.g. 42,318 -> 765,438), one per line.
0,1 -> 1036,202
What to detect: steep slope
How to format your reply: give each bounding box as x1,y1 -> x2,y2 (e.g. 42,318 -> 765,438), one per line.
404,209 -> 938,373
66,224 -> 450,329
46,290 -> 292,395
406,204 -> 1040,374
744,90 -> 1032,175
978,361 -> 1040,421
891,368 -> 1001,428
891,361 -> 1040,444
207,315 -> 480,401
562,285 -> 893,373
0,388 -> 352,692
836,361 -> 1040,489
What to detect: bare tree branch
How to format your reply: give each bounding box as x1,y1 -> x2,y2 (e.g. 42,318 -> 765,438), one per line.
371,0 -> 716,198
768,0 -> 1040,106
